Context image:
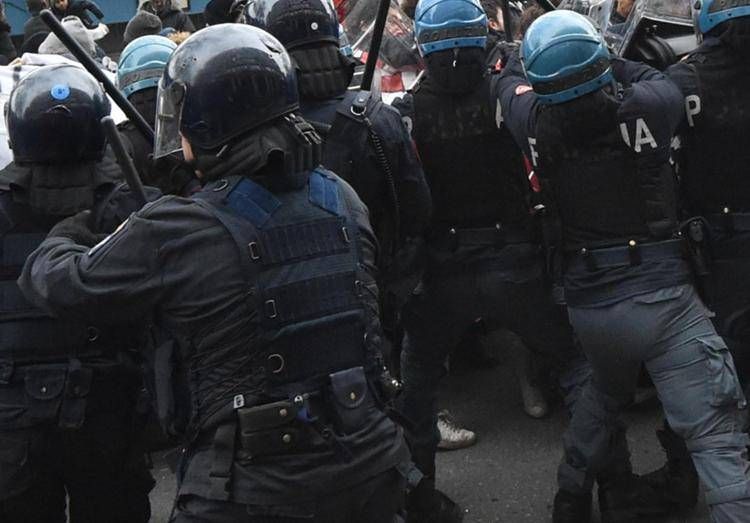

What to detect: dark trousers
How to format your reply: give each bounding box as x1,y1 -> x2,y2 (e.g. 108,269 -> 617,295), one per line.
709,255 -> 750,391
397,247 -> 590,478
564,285 -> 750,522
171,467 -> 406,522
0,371 -> 154,523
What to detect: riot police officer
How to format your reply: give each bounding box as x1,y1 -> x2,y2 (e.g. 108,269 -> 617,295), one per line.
117,35 -> 197,196
495,10 -> 750,522
20,25 -> 411,522
242,0 -> 432,292
668,0 -> 750,392
641,0 -> 750,512
0,64 -> 153,523
391,0 -> 591,520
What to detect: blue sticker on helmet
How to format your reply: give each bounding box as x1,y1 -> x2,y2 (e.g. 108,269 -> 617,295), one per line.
50,84 -> 70,100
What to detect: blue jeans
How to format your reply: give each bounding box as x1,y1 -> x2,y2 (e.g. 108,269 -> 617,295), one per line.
564,284 -> 750,523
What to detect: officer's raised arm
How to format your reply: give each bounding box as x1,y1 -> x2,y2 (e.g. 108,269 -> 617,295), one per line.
19,197 -> 180,324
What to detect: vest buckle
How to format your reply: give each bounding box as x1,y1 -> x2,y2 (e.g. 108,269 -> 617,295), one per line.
248,241 -> 261,261
267,353 -> 285,375
722,207 -> 735,234
580,247 -> 597,271
494,223 -> 505,248
627,240 -> 642,266
265,299 -> 278,319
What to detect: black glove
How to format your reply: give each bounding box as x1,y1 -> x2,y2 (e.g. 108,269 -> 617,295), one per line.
498,44 -> 526,78
48,210 -> 106,247
92,182 -> 161,233
495,41 -> 520,69
69,0 -> 104,29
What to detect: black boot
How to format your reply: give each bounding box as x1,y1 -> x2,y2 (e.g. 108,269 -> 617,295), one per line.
598,473 -> 672,523
406,477 -> 464,523
552,489 -> 592,523
642,424 -> 699,512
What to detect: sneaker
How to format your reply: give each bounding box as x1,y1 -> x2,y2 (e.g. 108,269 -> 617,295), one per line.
519,374 -> 549,419
437,410 -> 477,450
508,334 -> 549,418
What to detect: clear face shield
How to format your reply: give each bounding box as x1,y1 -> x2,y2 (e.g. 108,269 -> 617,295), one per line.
339,0 -> 423,73
604,0 -> 694,51
153,75 -> 185,159
557,0 -> 616,31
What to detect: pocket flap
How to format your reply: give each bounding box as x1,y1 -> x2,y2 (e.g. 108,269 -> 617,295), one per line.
237,399 -> 299,434
697,334 -> 744,407
24,367 -> 66,401
329,366 -> 368,410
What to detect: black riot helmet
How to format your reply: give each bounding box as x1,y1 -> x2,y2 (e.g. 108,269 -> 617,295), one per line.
154,24 -> 299,158
242,0 -> 340,50
6,64 -> 110,164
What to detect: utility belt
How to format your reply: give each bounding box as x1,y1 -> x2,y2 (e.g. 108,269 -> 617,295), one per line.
433,223 -> 536,251
0,358 -> 136,431
706,211 -> 750,234
203,366 -> 375,501
0,344 -> 113,379
567,238 -> 686,272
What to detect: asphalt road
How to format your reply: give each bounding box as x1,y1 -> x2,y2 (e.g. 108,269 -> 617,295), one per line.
147,344 -> 711,523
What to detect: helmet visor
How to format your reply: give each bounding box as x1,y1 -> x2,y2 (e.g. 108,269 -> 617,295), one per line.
153,76 -> 185,159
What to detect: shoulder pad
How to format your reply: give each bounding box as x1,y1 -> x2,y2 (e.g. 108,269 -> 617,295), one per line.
225,177 -> 282,228
309,168 -> 342,216
336,90 -> 383,121
351,90 -> 372,116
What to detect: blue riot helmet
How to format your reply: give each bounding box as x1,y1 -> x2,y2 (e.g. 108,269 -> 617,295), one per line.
117,35 -> 177,99
521,10 -> 613,105
413,0 -> 488,57
242,0 -> 339,50
693,0 -> 750,39
6,64 -> 110,164
154,24 -> 299,159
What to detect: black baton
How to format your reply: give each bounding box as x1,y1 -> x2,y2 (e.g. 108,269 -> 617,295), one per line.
500,0 -> 514,42
361,0 -> 391,91
101,116 -> 149,208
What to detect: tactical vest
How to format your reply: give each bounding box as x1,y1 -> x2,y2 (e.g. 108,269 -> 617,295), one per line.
536,103 -> 678,250
680,43 -> 750,216
411,74 -> 531,234
299,91 -> 356,132
191,169 -> 376,421
0,192 -> 135,431
0,193 -> 127,367
322,91 -> 404,253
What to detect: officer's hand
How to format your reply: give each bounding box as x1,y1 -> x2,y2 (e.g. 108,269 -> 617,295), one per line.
81,0 -> 104,19
496,41 -> 520,69
48,210 -> 105,247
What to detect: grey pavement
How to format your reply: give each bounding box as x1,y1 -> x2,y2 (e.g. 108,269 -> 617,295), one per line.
147,353 -> 710,523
